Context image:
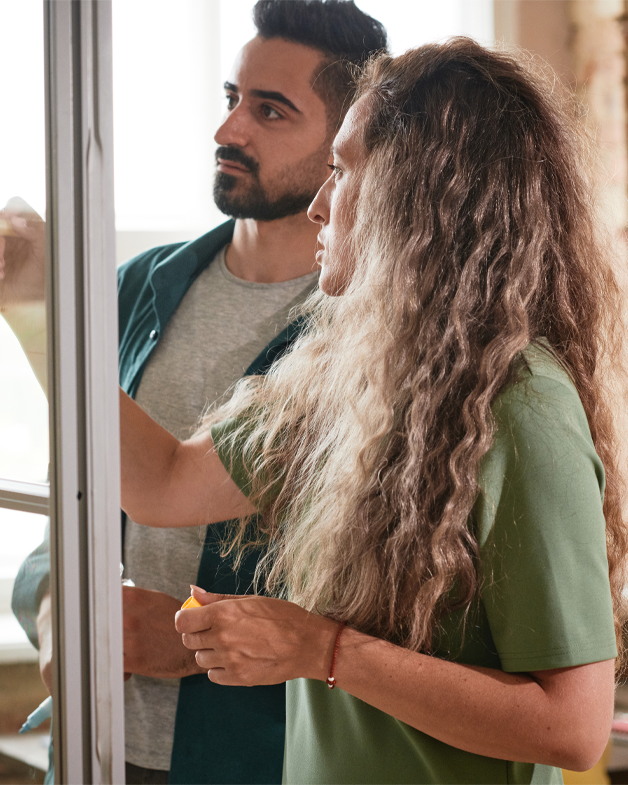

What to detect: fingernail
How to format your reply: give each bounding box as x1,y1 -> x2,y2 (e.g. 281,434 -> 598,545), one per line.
190,584 -> 207,594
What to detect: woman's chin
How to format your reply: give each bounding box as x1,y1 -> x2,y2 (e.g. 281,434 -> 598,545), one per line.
319,270 -> 348,297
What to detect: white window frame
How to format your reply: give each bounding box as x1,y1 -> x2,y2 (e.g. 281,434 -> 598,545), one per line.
45,0 -> 124,781
0,479 -> 49,515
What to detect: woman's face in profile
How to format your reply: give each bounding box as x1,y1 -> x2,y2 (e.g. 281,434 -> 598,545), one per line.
308,97 -> 369,296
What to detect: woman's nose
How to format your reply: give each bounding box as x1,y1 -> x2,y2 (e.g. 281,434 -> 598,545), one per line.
307,181 -> 330,225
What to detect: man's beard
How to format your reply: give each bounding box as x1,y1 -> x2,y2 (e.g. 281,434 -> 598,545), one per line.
213,146 -> 321,222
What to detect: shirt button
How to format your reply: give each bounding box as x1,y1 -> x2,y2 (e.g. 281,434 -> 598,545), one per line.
150,329 -> 158,340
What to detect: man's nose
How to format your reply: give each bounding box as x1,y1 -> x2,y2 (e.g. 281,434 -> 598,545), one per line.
214,105 -> 250,148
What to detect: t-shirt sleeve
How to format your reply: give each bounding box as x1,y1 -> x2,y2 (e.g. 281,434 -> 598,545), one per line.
210,416 -> 257,497
475,370 -> 617,672
210,413 -> 285,510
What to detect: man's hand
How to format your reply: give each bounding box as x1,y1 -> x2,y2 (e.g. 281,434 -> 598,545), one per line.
123,586 -> 205,679
0,197 -> 45,310
36,591 -> 53,694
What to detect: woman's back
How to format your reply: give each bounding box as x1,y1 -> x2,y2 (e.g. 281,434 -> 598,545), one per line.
212,344 -> 615,783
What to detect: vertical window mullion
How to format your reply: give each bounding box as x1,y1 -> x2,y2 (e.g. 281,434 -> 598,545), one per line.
45,1 -> 124,782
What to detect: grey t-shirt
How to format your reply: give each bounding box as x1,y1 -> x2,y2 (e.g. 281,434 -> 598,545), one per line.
124,246 -> 318,770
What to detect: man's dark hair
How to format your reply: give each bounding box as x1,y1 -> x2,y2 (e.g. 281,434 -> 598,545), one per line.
253,0 -> 388,133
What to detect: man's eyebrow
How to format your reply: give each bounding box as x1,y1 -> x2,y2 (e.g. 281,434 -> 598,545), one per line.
223,81 -> 301,114
251,89 -> 301,114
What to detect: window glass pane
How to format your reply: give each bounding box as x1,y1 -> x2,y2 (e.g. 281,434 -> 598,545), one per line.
0,3 -> 51,783
0,508 -> 47,660
0,0 -> 48,485
112,0 -> 224,263
0,318 -> 48,483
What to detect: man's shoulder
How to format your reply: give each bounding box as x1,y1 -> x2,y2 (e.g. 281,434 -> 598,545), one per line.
117,240 -> 186,280
117,220 -> 235,291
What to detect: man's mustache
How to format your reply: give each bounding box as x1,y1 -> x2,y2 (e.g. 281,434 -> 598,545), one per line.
215,146 -> 259,175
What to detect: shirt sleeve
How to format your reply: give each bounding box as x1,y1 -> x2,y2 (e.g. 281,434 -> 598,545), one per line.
11,521 -> 51,649
475,369 -> 617,672
210,416 -> 257,497
210,413 -> 286,509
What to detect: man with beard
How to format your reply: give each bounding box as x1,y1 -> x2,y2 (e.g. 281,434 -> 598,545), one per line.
8,1 -> 387,783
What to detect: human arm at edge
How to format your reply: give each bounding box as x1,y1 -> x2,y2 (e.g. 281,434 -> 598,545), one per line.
324,623 -> 613,771
178,593 -> 614,772
119,388 -> 255,527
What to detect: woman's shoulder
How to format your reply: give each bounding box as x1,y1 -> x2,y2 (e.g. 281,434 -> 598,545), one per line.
481,341 -> 605,523
519,341 -> 575,386
493,341 -> 590,441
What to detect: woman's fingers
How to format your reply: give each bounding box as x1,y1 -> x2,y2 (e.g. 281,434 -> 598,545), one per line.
176,595 -> 337,686
195,648 -> 220,670
189,585 -> 233,605
181,629 -> 214,650
175,591 -> 229,635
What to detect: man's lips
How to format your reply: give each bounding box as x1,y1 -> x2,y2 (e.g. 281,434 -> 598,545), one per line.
216,158 -> 250,174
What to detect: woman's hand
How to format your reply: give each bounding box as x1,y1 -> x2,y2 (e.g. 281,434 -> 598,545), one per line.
175,586 -> 338,686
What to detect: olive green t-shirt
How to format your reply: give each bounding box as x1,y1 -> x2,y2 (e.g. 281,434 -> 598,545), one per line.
210,345 -> 616,785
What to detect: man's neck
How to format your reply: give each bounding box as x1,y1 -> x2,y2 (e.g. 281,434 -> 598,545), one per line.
225,212 -> 319,283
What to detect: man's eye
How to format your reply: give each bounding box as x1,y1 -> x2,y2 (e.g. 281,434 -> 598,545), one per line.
327,164 -> 341,177
262,105 -> 282,120
226,94 -> 237,110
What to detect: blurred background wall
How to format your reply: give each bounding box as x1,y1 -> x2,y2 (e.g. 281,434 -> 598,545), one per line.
496,0 -> 627,249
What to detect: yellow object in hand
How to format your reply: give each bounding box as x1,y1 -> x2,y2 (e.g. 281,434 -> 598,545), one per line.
181,595 -> 202,609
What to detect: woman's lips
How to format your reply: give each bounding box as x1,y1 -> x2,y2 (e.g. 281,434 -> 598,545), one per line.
315,234 -> 326,264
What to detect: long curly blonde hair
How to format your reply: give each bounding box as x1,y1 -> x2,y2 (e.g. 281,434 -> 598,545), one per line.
206,39 -> 628,664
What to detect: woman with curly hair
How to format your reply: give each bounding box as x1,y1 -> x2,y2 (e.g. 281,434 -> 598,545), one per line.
121,38 -> 628,784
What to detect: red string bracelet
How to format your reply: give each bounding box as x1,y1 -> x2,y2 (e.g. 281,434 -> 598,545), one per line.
326,622 -> 346,689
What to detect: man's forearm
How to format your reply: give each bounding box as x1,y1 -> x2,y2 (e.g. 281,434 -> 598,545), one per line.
119,388 -> 255,528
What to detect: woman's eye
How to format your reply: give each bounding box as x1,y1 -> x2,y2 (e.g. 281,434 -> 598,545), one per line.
262,105 -> 282,120
225,94 -> 237,111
